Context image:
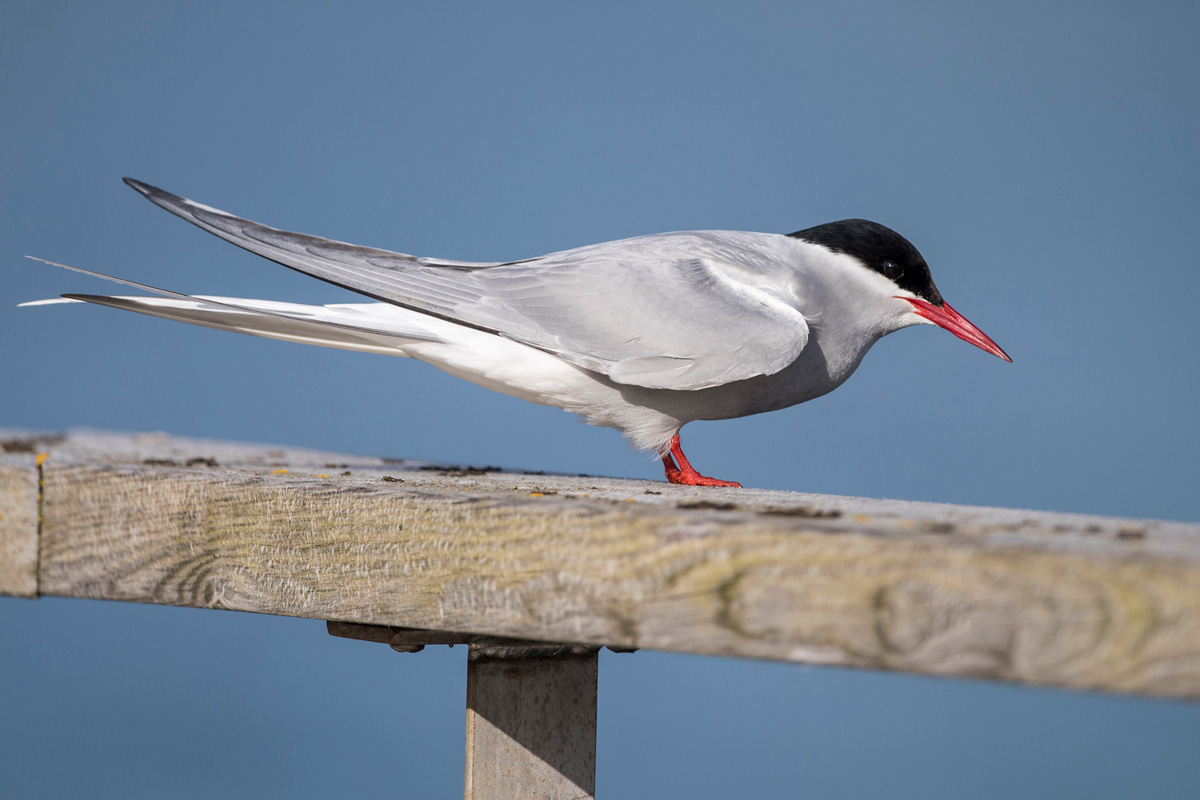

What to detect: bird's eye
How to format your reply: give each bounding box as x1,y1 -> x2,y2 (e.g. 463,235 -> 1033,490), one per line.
881,261 -> 903,280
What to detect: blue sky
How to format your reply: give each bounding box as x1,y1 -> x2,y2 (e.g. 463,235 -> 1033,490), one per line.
2,2 -> 1198,797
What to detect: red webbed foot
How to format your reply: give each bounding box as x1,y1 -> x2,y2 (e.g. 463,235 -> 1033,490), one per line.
660,433 -> 742,488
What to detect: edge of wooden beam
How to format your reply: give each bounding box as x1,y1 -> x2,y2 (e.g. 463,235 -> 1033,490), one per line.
0,433 -> 57,597
7,428 -> 1200,700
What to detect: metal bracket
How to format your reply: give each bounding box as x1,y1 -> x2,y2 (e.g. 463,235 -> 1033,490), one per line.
327,620 -> 471,652
325,620 -> 636,656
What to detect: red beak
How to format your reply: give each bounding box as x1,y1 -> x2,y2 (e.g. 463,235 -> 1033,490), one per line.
901,297 -> 1012,362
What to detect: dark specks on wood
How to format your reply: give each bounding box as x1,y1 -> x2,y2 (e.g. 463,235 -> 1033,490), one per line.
5,429 -> 1200,700
2,435 -> 65,454
761,506 -> 843,519
676,500 -> 739,511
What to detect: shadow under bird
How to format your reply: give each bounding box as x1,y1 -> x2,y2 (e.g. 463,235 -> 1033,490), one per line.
25,179 -> 1011,487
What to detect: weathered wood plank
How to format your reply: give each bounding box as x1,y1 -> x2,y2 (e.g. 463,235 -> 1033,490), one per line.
5,429 -> 1200,699
465,649 -> 598,800
0,433 -> 53,597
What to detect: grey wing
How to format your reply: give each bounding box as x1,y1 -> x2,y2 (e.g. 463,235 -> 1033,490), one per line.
464,251 -> 810,389
123,178 -> 521,327
126,180 -> 809,390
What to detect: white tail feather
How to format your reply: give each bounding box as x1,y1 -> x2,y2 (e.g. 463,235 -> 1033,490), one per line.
30,293 -> 445,357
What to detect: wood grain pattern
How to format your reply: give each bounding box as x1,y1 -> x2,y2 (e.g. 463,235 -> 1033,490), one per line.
6,430 -> 1200,699
466,651 -> 598,800
0,448 -> 42,597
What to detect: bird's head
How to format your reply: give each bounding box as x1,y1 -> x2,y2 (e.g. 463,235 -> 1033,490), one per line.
788,219 -> 1011,362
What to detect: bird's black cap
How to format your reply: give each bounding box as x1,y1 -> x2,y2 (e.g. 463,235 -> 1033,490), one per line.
788,219 -> 944,306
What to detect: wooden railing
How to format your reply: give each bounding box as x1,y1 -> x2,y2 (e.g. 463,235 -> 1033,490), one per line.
3,429 -> 1198,798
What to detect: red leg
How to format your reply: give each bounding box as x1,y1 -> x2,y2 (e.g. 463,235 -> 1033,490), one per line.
660,434 -> 741,487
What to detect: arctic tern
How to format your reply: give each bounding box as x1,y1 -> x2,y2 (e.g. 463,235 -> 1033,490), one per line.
24,179 -> 1010,487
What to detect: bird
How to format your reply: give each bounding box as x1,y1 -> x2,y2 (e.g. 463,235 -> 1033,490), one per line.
24,178 -> 1010,487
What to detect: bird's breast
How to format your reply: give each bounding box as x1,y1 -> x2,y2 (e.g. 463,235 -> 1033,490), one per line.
628,325 -> 876,425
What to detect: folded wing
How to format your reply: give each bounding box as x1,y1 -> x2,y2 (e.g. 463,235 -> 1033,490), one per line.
124,179 -> 810,390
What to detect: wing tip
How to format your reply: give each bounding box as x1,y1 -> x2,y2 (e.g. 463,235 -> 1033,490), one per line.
123,177 -> 227,220
123,177 -> 161,198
